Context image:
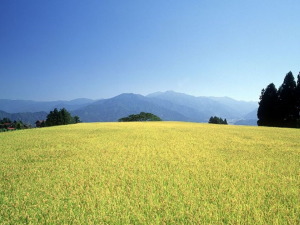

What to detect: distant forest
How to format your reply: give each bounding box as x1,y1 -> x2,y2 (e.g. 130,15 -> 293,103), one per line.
258,71 -> 300,128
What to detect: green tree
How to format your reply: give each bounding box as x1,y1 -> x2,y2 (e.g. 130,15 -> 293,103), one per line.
257,83 -> 280,127
15,121 -> 24,129
60,108 -> 73,125
118,112 -> 162,122
74,116 -> 81,123
224,119 -> 228,125
278,72 -> 297,127
45,108 -> 78,127
257,71 -> 300,128
296,72 -> 300,127
46,108 -> 60,126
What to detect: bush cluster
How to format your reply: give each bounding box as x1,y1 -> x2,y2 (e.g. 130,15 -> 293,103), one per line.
118,112 -> 162,122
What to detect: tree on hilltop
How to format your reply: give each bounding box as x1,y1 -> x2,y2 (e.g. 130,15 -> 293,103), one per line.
118,112 -> 162,122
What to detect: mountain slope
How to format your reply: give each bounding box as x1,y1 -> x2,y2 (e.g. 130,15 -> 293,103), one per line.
208,96 -> 258,117
145,97 -> 207,122
147,91 -> 257,121
0,99 -> 96,113
1,92 -> 258,124
73,93 -> 189,122
234,109 -> 258,126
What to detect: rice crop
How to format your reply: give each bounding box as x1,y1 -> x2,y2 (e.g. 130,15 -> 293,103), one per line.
0,122 -> 299,224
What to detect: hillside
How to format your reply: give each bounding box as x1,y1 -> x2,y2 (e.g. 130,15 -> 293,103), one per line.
73,93 -> 189,122
73,92 -> 258,123
0,91 -> 258,123
0,98 -> 96,113
0,122 -> 299,224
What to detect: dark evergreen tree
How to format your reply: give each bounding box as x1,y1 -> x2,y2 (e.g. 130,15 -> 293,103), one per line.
278,72 -> 297,127
224,119 -> 228,125
257,83 -> 280,126
208,116 -> 216,124
46,110 -> 53,126
258,71 -> 300,128
60,108 -> 73,125
296,72 -> 300,127
46,108 -> 59,126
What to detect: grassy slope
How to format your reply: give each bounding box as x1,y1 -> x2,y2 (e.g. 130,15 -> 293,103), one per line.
0,122 -> 299,224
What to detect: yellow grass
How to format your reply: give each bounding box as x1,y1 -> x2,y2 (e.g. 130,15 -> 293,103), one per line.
0,122 -> 299,224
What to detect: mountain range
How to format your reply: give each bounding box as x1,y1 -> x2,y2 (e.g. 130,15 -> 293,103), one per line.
0,91 -> 258,125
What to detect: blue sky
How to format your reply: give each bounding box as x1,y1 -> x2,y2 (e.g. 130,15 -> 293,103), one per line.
1,0 -> 299,101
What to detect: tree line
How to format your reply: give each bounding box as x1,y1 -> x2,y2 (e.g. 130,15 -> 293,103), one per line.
258,71 -> 300,128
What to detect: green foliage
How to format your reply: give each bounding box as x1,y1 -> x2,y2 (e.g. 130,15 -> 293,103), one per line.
258,71 -> 300,128
118,112 -> 162,122
73,116 -> 81,123
257,83 -> 280,126
45,108 -> 80,127
208,116 -> 228,124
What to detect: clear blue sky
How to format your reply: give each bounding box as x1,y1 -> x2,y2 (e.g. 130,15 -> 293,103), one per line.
1,0 -> 299,101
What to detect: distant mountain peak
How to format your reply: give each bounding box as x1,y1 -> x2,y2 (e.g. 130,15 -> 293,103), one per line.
147,90 -> 186,98
113,93 -> 144,99
116,92 -> 141,96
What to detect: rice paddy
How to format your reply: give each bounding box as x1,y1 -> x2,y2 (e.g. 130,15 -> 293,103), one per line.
0,122 -> 299,224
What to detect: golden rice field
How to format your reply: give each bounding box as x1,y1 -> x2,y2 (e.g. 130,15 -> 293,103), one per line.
0,122 -> 299,224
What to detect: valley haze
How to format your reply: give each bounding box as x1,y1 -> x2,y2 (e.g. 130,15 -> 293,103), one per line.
0,91 -> 258,126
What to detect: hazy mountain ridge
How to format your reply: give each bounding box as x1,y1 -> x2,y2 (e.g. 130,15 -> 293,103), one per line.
73,93 -> 189,122
232,109 -> 258,126
147,91 -> 258,122
0,98 -> 96,113
0,91 -> 258,125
